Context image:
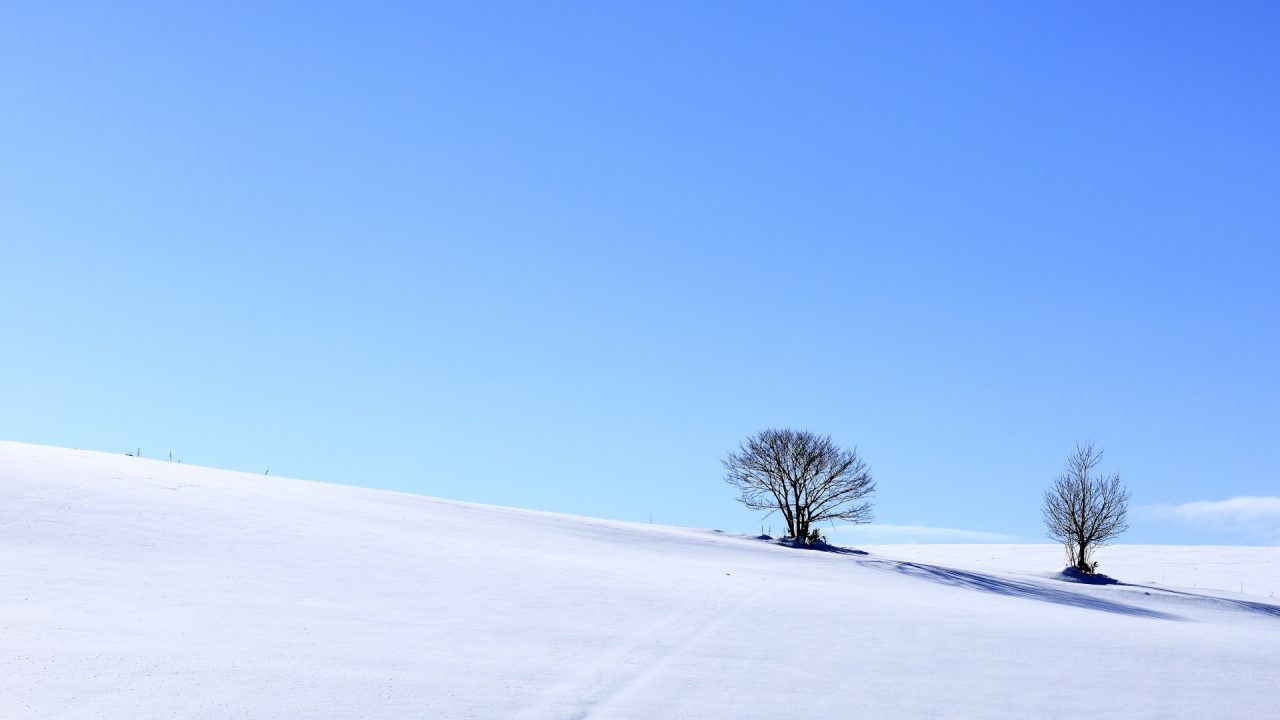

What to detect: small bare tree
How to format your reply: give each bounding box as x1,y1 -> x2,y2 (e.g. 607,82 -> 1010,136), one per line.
724,428 -> 875,545
1042,443 -> 1131,573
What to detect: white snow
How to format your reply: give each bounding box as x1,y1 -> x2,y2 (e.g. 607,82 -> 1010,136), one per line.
3,440 -> 1278,719
863,544 -> 1280,600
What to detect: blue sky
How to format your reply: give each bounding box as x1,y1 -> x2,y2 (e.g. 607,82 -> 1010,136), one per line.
3,2 -> 1277,545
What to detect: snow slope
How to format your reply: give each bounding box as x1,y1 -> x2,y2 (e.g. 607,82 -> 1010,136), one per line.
3,441 -> 1278,719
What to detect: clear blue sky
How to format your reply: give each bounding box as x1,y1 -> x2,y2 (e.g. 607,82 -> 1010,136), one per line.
3,2 -> 1277,545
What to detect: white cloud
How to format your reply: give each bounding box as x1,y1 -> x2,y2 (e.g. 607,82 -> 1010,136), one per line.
827,523 -> 1017,544
1147,496 -> 1280,542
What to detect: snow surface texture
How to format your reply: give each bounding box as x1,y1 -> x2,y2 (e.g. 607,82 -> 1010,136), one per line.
2,441 -> 1278,719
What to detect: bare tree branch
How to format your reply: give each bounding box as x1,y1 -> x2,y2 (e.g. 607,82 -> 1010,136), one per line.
724,428 -> 876,545
1042,443 -> 1131,573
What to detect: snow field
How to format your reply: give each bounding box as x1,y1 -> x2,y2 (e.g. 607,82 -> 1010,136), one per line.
2,441 -> 1278,719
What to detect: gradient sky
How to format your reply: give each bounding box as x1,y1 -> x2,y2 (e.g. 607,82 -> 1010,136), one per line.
3,2 -> 1277,545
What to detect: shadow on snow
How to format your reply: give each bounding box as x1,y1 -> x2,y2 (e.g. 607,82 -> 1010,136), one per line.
1115,581 -> 1280,620
753,537 -> 1280,622
856,558 -> 1181,620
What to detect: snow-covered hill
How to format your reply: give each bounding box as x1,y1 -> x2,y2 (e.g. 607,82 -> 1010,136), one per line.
3,441 -> 1277,719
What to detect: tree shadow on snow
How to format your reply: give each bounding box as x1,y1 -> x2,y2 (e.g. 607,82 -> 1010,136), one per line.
1115,581 -> 1280,620
1056,568 -> 1280,620
1052,567 -> 1279,620
754,536 -> 870,555
1057,567 -> 1120,585
805,540 -> 869,556
859,559 -> 1181,620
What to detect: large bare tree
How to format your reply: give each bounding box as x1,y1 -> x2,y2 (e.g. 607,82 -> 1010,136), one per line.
724,428 -> 875,545
1042,443 -> 1131,573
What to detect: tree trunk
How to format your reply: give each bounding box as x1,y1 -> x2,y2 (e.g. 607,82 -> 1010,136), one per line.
781,504 -> 796,540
